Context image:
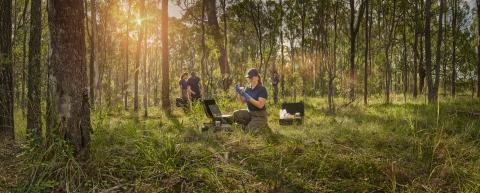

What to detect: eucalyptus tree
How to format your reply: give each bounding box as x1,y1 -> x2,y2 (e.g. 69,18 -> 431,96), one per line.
27,0 -> 42,143
162,0 -> 171,111
432,0 -> 445,102
348,0 -> 366,101
47,0 -> 91,158
0,0 -> 15,141
206,0 -> 230,91
477,0 -> 480,97
424,0 -> 433,103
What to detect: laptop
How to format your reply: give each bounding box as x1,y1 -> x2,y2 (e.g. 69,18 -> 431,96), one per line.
203,99 -> 233,124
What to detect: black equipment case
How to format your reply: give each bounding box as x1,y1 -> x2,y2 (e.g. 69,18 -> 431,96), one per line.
279,102 -> 304,125
175,97 -> 188,107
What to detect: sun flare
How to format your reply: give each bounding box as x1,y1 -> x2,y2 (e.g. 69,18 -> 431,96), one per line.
135,18 -> 142,25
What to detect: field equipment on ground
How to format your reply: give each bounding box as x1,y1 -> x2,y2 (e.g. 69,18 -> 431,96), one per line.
201,99 -> 233,132
176,97 -> 188,107
279,101 -> 304,125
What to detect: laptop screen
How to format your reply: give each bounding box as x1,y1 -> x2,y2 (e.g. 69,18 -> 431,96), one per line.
208,104 -> 222,117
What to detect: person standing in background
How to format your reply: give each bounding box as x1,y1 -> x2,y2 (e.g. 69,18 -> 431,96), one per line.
179,72 -> 190,105
187,72 -> 203,101
271,70 -> 279,104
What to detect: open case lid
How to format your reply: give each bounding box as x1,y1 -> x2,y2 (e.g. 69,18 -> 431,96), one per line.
281,101 -> 305,117
203,99 -> 222,119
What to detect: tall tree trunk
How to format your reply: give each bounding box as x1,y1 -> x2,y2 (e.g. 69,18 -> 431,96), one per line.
104,19 -> 112,108
424,0 -> 433,103
47,0 -> 91,159
22,29 -> 27,114
201,0 -> 207,97
348,0 -> 365,101
451,0 -> 457,96
222,0 -> 227,71
476,0 -> 479,98
280,0 -> 285,98
413,28 -> 419,98
364,0 -> 369,105
349,0 -> 355,100
161,0 -> 170,112
328,0 -> 338,113
385,0 -> 397,104
402,0 -> 407,103
290,34 -> 296,100
143,19 -> 148,117
206,0 -> 230,91
442,5 -> 447,97
21,0 -> 28,115
98,6 -> 109,108
134,0 -> 145,112
432,0 -> 444,102
27,0 -> 42,144
124,0 -> 130,110
89,0 -> 97,107
0,0 -> 15,141
419,27 -> 425,94
301,0 -> 306,96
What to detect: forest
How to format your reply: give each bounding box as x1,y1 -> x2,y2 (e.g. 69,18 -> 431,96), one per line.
1,0 -> 480,192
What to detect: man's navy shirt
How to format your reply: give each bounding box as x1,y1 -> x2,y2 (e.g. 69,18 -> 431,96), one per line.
245,84 -> 268,111
187,76 -> 201,98
179,79 -> 188,89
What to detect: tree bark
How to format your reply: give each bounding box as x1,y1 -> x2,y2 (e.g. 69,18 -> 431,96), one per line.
402,0 -> 407,103
419,27 -> 425,94
89,0 -> 97,107
280,0 -> 285,98
47,0 -> 92,159
442,7 -> 447,97
201,0 -> 207,97
27,0 -> 42,144
385,0 -> 397,104
424,0 -> 433,103
301,0 -> 306,96
124,0 -> 130,110
143,15 -> 148,117
328,1 -> 338,113
0,0 -> 15,141
206,0 -> 230,91
21,0 -> 28,115
477,0 -> 480,98
364,0 -> 369,105
222,0 -> 227,71
451,0 -> 457,96
134,0 -> 145,112
413,28 -> 419,98
432,0 -> 444,102
161,0 -> 170,112
348,0 -> 366,101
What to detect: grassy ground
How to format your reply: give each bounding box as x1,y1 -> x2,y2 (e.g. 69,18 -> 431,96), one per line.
1,95 -> 480,192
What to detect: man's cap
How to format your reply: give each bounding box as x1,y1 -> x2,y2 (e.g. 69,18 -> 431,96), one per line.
245,68 -> 259,78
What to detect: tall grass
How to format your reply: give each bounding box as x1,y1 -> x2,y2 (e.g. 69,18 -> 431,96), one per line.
1,96 -> 479,192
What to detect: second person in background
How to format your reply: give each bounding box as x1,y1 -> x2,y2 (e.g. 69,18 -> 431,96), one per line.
187,72 -> 203,101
